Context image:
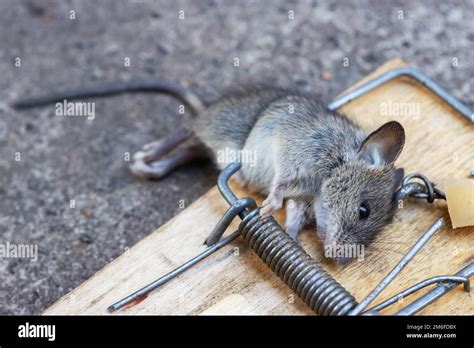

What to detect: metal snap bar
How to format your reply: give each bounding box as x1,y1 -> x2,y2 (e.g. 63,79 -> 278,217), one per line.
327,67 -> 473,124
394,263 -> 474,315
367,274 -> 471,313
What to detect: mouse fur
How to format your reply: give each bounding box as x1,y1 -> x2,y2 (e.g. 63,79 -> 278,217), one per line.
12,81 -> 406,264
193,88 -> 405,263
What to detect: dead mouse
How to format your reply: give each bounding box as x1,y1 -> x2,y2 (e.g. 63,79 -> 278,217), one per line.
11,79 -> 405,263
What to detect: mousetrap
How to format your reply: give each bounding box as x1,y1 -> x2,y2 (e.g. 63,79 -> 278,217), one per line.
43,59 -> 473,316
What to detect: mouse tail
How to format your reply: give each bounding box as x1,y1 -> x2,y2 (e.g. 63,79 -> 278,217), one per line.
10,78 -> 205,117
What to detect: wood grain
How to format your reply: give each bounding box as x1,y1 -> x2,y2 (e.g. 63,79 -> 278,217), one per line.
44,59 -> 474,315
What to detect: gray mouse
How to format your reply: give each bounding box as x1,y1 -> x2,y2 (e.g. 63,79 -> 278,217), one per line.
12,79 -> 405,263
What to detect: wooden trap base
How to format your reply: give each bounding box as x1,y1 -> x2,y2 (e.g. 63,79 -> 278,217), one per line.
44,59 -> 473,315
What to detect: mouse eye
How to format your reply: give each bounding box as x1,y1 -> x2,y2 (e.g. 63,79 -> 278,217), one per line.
359,202 -> 370,220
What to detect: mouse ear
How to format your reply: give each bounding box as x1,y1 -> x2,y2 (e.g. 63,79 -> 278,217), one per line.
358,121 -> 405,167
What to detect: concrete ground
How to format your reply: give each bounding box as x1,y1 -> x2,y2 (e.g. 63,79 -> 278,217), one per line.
0,0 -> 472,314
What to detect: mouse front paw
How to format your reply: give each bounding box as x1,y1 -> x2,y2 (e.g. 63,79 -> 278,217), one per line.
285,225 -> 300,241
260,195 -> 283,217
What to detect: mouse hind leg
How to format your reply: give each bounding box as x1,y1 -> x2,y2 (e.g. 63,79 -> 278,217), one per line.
132,128 -> 192,163
130,144 -> 208,180
130,128 -> 208,180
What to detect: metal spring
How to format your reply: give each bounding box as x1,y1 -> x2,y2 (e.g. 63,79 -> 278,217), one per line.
238,209 -> 358,315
